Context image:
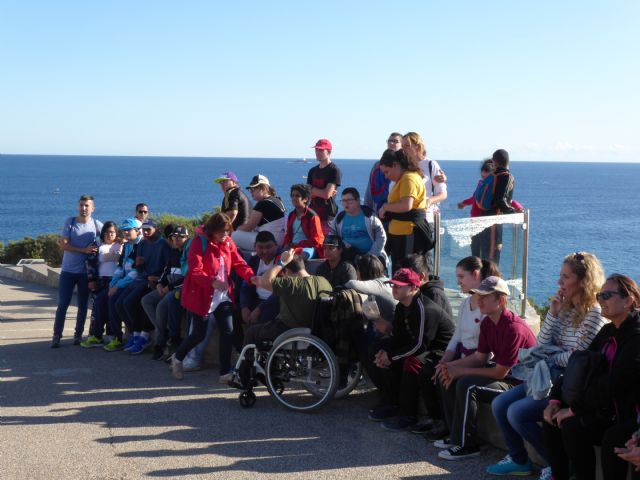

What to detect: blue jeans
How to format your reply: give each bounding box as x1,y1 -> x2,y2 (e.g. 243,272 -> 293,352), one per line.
108,287 -> 129,340
53,271 -> 90,337
491,383 -> 549,465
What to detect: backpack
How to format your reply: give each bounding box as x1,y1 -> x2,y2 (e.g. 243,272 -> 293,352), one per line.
69,216 -> 101,243
473,171 -> 510,211
561,349 -> 607,406
369,164 -> 390,210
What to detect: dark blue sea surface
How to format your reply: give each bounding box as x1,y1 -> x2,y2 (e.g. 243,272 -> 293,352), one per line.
1,154 -> 639,303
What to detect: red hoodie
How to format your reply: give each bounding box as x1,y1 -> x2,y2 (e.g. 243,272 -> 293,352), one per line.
181,227 -> 254,316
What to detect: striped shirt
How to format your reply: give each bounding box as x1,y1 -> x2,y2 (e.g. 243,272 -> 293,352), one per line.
538,305 -> 607,367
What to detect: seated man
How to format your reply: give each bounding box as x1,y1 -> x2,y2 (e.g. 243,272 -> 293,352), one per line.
369,268 -> 455,432
433,276 -> 536,460
329,187 -> 388,266
315,235 -> 357,289
239,231 -> 281,326
118,219 -> 171,355
401,253 -> 453,320
141,225 -> 190,360
243,248 -> 332,347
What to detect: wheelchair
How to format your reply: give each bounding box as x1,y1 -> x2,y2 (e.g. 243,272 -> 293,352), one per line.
230,291 -> 365,412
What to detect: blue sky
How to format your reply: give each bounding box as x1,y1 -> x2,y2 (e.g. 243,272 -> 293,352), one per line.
1,1 -> 638,161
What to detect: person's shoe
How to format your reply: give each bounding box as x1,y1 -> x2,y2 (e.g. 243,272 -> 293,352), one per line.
182,357 -> 202,372
410,419 -> 434,434
129,337 -> 150,355
538,467 -> 552,480
486,455 -> 533,476
73,334 -> 82,346
163,342 -> 179,363
438,445 -> 481,461
80,335 -> 103,348
425,422 -> 450,442
51,335 -> 61,348
122,335 -> 139,352
368,405 -> 399,422
382,415 -> 418,432
103,338 -> 124,352
151,345 -> 165,360
218,371 -> 235,384
433,437 -> 454,449
170,356 -> 184,380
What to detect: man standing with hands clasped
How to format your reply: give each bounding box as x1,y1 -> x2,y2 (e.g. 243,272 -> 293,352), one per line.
307,138 -> 342,235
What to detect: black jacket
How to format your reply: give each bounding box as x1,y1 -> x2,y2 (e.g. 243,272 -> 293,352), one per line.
550,310 -> 640,422
421,276 -> 453,321
159,247 -> 184,290
382,293 -> 455,362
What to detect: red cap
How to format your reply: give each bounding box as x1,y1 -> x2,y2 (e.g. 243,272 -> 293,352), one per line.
312,138 -> 332,151
387,268 -> 421,288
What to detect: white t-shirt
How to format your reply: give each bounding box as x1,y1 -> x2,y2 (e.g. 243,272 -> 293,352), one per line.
419,158 -> 447,223
98,243 -> 122,277
209,256 -> 231,314
446,295 -> 482,355
256,259 -> 274,300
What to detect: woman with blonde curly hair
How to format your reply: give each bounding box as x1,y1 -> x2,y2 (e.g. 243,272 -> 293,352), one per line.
486,252 -> 606,479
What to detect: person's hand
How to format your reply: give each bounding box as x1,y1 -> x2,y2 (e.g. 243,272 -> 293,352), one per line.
615,446 -> 640,470
433,362 -> 450,384
88,281 -> 96,292
625,430 -> 640,450
279,248 -> 296,266
457,201 -> 466,209
250,276 -> 260,286
549,289 -> 563,316
374,318 -> 392,336
378,205 -> 386,219
551,407 -> 574,427
156,284 -> 164,295
442,364 -> 462,389
84,245 -> 98,254
212,279 -> 228,291
108,286 -> 118,297
543,403 -> 561,425
373,350 -> 391,368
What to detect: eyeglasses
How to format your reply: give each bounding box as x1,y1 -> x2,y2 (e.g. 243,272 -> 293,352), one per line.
138,210 -> 148,214
387,139 -> 400,144
596,290 -> 624,301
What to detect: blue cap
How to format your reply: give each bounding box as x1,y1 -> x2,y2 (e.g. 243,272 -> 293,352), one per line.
141,219 -> 158,229
118,218 -> 142,231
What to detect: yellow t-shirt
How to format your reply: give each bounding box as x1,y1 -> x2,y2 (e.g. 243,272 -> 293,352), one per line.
387,171 -> 426,235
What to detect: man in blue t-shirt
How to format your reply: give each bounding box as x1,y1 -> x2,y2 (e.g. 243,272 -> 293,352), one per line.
329,187 -> 388,267
52,194 -> 103,348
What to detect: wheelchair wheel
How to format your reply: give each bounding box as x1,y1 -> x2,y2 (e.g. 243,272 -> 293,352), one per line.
239,390 -> 256,408
265,334 -> 338,412
334,361 -> 363,399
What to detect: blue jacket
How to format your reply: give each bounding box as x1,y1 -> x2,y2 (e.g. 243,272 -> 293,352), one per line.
109,237 -> 141,289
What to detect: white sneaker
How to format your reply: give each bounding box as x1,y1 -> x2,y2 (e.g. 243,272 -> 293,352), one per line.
433,438 -> 454,449
539,467 -> 552,480
170,357 -> 184,380
218,372 -> 234,384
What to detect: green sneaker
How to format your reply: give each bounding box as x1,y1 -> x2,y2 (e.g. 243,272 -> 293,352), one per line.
80,335 -> 104,348
103,338 -> 124,352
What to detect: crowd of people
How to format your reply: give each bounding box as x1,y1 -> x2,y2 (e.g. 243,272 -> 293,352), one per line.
51,133 -> 640,480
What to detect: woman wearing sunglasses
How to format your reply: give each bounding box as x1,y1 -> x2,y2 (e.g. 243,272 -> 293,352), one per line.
542,273 -> 640,480
487,252 -> 606,479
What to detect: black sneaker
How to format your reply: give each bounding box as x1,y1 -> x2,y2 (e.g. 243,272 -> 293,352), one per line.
151,345 -> 164,360
424,422 -> 449,442
51,335 -> 61,348
381,415 -> 417,432
438,445 -> 480,461
368,405 -> 399,422
73,335 -> 82,346
410,419 -> 434,434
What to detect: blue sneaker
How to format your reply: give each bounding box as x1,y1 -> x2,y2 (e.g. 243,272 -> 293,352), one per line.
129,337 -> 151,355
122,335 -> 140,352
486,455 -> 532,476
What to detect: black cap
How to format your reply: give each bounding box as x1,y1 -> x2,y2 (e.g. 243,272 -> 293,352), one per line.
171,225 -> 189,237
323,235 -> 344,248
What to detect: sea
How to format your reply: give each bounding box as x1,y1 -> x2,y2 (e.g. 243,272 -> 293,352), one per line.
1,154 -> 639,304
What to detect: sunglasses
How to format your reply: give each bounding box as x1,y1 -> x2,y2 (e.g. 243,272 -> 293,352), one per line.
138,210 -> 148,214
596,290 -> 624,301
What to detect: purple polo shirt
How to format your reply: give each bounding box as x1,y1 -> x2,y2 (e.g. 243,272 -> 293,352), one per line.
477,308 -> 536,368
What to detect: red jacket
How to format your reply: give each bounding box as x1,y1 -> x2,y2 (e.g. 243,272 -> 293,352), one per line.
181,227 -> 254,316
283,207 -> 325,258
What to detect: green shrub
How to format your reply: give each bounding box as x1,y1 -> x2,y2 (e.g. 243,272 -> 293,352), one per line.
0,234 -> 62,267
529,297 -> 550,322
153,212 -> 210,234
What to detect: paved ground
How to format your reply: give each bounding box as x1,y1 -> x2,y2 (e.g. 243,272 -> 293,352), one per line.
0,276 -> 533,479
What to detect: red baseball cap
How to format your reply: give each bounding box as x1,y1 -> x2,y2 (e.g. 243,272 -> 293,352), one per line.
312,138 -> 332,151
387,268 -> 421,288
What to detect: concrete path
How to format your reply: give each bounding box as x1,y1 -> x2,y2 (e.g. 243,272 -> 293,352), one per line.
0,277 -> 527,480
